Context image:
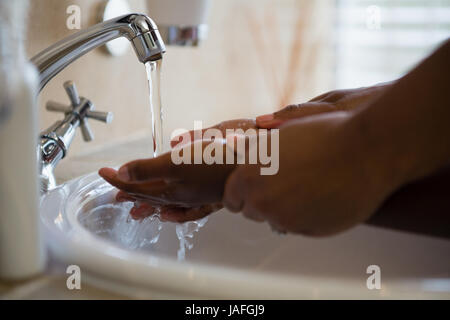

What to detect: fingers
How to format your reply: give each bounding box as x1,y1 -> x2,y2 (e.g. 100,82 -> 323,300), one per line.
117,153 -> 174,182
130,202 -> 156,220
116,190 -> 135,202
223,167 -> 266,223
255,114 -> 284,129
110,163 -> 264,225
99,167 -> 172,203
256,102 -> 336,129
308,91 -> 332,102
115,189 -> 221,222
170,126 -> 223,148
309,90 -> 347,102
129,203 -> 182,221
160,203 -> 222,223
130,202 -> 222,223
99,167 -> 118,181
116,191 -> 163,204
170,129 -> 205,148
100,140 -> 233,206
170,119 -> 257,148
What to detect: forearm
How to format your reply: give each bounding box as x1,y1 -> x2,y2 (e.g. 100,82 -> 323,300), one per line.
353,39 -> 450,190
351,39 -> 450,237
367,167 -> 450,238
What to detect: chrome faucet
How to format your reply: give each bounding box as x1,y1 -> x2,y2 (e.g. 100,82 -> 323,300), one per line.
32,13 -> 165,91
31,13 -> 165,192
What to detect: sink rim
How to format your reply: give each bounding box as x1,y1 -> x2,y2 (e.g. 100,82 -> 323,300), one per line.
40,171 -> 450,299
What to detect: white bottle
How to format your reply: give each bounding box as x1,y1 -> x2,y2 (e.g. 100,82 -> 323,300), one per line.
0,0 -> 46,280
146,0 -> 211,27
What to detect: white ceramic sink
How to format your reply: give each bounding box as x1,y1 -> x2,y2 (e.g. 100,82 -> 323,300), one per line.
40,171 -> 450,299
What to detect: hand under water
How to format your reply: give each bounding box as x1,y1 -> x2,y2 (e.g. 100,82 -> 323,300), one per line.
99,119 -> 258,222
99,84 -> 394,231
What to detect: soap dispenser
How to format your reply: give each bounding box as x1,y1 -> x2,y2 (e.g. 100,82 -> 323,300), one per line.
0,0 -> 46,280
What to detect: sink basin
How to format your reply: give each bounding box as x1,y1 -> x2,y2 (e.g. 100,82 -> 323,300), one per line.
40,172 -> 450,299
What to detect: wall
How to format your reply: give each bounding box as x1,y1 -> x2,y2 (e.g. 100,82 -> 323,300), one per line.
27,0 -> 334,158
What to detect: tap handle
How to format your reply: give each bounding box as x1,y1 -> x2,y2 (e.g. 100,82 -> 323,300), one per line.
45,80 -> 114,143
80,119 -> 94,142
79,107 -> 113,142
46,101 -> 72,114
64,80 -> 80,107
86,110 -> 114,123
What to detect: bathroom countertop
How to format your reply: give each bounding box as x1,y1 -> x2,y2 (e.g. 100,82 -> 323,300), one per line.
0,136 -> 177,300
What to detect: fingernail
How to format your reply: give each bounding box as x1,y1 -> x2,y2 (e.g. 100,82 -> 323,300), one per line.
257,118 -> 284,128
98,168 -> 117,180
117,166 -> 130,181
116,193 -> 130,202
256,114 -> 274,122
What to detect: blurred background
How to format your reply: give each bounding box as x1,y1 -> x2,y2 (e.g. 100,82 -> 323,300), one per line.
27,0 -> 450,159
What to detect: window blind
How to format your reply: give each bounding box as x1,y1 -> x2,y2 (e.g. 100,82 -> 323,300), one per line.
335,0 -> 450,88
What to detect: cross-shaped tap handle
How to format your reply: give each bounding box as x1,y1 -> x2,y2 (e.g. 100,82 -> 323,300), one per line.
45,81 -> 114,142
63,80 -> 80,106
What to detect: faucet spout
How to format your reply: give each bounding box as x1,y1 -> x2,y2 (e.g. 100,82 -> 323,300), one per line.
32,13 -> 165,192
31,13 -> 165,92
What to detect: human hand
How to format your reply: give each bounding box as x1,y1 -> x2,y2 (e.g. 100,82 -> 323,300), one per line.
100,118 -> 260,222
170,118 -> 257,148
99,139 -> 236,222
256,82 -> 392,129
223,111 -> 401,236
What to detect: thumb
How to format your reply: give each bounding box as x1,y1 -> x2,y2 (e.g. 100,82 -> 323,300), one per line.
222,166 -> 246,212
256,102 -> 335,128
116,152 -> 173,182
